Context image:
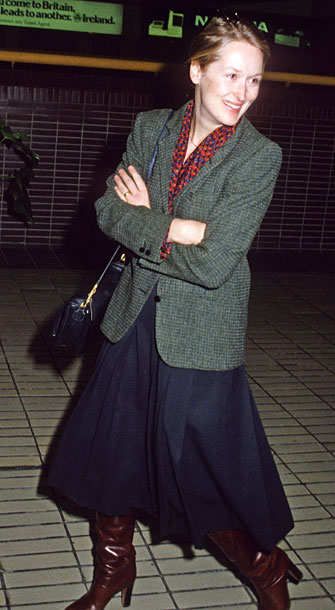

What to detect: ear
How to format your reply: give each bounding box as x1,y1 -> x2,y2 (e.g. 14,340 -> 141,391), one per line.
189,61 -> 202,85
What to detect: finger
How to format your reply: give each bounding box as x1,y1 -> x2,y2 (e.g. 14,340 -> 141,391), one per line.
128,165 -> 146,191
114,173 -> 133,197
117,168 -> 137,194
114,183 -> 134,203
114,184 -> 128,202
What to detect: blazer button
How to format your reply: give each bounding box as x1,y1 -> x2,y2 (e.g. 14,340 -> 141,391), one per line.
139,246 -> 145,253
154,295 -> 161,303
145,249 -> 151,256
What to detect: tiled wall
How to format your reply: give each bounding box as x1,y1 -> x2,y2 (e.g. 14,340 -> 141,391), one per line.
0,85 -> 334,252
251,103 -> 335,253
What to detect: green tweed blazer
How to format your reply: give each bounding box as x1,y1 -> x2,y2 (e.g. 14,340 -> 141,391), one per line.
95,103 -> 282,370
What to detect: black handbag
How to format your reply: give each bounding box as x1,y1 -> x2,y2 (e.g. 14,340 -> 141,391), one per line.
51,246 -> 125,353
51,109 -> 173,354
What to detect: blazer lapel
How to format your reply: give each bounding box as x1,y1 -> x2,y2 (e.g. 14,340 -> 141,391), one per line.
172,116 -> 249,211
153,105 -> 250,214
154,105 -> 186,212
156,132 -> 178,212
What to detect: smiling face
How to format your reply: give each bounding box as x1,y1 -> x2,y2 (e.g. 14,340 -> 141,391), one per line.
190,40 -> 264,129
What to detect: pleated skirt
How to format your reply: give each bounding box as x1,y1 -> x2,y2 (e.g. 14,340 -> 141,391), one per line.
48,289 -> 294,551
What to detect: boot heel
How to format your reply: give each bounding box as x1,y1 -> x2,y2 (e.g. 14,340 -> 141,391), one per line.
287,561 -> 303,584
121,583 -> 134,607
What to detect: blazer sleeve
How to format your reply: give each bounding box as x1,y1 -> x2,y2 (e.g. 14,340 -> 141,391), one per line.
138,140 -> 282,289
95,111 -> 172,262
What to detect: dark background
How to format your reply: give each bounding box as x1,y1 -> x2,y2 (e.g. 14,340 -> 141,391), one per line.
0,0 -> 334,271
1,0 -> 335,74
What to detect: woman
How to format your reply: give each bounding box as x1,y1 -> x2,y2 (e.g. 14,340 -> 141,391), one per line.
48,17 -> 302,610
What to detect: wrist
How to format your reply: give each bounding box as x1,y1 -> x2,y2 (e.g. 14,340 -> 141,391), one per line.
167,218 -> 181,243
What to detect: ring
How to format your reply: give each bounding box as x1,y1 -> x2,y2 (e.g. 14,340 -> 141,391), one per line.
123,190 -> 130,198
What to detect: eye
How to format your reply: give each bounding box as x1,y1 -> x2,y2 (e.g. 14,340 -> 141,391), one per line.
251,77 -> 261,85
226,72 -> 237,80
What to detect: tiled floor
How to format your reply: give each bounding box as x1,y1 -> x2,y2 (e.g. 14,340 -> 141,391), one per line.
0,267 -> 334,609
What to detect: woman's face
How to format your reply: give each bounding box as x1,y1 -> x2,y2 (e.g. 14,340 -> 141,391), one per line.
190,40 -> 264,128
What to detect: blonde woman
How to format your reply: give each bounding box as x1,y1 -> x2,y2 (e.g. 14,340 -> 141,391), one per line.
49,17 -> 302,610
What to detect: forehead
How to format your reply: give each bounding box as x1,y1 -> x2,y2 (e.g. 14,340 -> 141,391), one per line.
210,40 -> 264,71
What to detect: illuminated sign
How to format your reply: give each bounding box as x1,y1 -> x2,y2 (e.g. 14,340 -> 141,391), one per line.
147,9 -> 310,48
275,31 -> 305,48
149,10 -> 184,39
0,0 -> 123,34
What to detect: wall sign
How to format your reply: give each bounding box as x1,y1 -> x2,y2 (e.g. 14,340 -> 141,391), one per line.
148,10 -> 184,39
147,8 -> 311,49
0,0 -> 123,34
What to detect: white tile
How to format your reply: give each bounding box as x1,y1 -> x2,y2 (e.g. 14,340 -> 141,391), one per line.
1,272 -> 335,610
5,566 -> 82,588
157,555 -> 221,574
322,580 -> 335,595
3,551 -> 78,572
0,536 -> 72,556
289,533 -> 335,549
8,582 -> 87,605
289,599 -> 335,609
0,510 -> 63,527
173,585 -> 250,608
0,523 -> 68,541
297,547 -> 335,563
105,592 -> 175,609
290,520 -> 335,536
165,569 -> 241,590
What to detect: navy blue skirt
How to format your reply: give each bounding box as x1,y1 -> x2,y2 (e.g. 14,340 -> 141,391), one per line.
48,290 -> 294,551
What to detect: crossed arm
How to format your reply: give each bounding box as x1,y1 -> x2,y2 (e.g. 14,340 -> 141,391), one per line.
96,112 -> 282,289
113,164 -> 206,246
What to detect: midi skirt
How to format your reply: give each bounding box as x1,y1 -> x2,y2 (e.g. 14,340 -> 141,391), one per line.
48,289 -> 294,551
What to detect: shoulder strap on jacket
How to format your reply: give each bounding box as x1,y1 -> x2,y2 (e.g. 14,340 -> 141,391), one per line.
147,109 -> 174,180
95,109 -> 174,283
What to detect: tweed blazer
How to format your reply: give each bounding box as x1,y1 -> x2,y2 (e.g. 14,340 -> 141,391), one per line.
95,103 -> 282,370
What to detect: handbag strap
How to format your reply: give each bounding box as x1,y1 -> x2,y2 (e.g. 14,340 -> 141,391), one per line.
96,109 -> 174,283
147,109 -> 174,180
82,109 -> 174,307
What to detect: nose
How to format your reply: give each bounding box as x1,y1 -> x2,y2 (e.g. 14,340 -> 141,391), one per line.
233,79 -> 247,101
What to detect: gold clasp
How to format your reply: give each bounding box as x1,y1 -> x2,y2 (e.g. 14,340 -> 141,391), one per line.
81,283 -> 98,308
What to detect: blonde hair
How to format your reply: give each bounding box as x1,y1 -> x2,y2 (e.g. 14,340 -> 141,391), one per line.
188,17 -> 270,69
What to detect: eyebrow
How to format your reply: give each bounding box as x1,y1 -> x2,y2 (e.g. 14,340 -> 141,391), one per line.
225,66 -> 263,77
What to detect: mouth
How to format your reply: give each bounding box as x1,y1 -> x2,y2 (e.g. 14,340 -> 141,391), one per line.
224,101 -> 243,112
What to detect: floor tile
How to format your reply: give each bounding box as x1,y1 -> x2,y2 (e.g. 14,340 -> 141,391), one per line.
157,555 -> 226,574
0,523 -> 68,541
173,585 -> 251,608
289,599 -> 335,609
0,510 -> 63,526
105,592 -> 175,609
0,536 -> 73,556
165,570 -> 241,590
8,582 -> 87,605
308,563 -> 335,579
2,551 -> 79,572
1,270 -> 335,610
4,566 -> 82,588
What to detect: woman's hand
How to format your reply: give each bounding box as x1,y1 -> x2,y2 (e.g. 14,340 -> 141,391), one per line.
114,165 -> 150,208
168,218 -> 206,245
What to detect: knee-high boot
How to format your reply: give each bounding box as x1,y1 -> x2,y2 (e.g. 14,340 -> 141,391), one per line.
208,530 -> 302,610
65,513 -> 136,610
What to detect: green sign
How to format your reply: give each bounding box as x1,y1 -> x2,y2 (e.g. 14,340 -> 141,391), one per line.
0,0 -> 123,34
148,10 -> 184,39
275,32 -> 301,48
147,9 -> 308,49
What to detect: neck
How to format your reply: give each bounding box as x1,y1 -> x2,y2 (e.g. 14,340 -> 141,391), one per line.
190,96 -> 222,146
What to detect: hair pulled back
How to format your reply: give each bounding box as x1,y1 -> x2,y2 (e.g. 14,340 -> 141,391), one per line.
188,17 -> 270,69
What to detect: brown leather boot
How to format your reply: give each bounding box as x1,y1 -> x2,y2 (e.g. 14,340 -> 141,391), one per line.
208,530 -> 302,610
65,514 -> 136,609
